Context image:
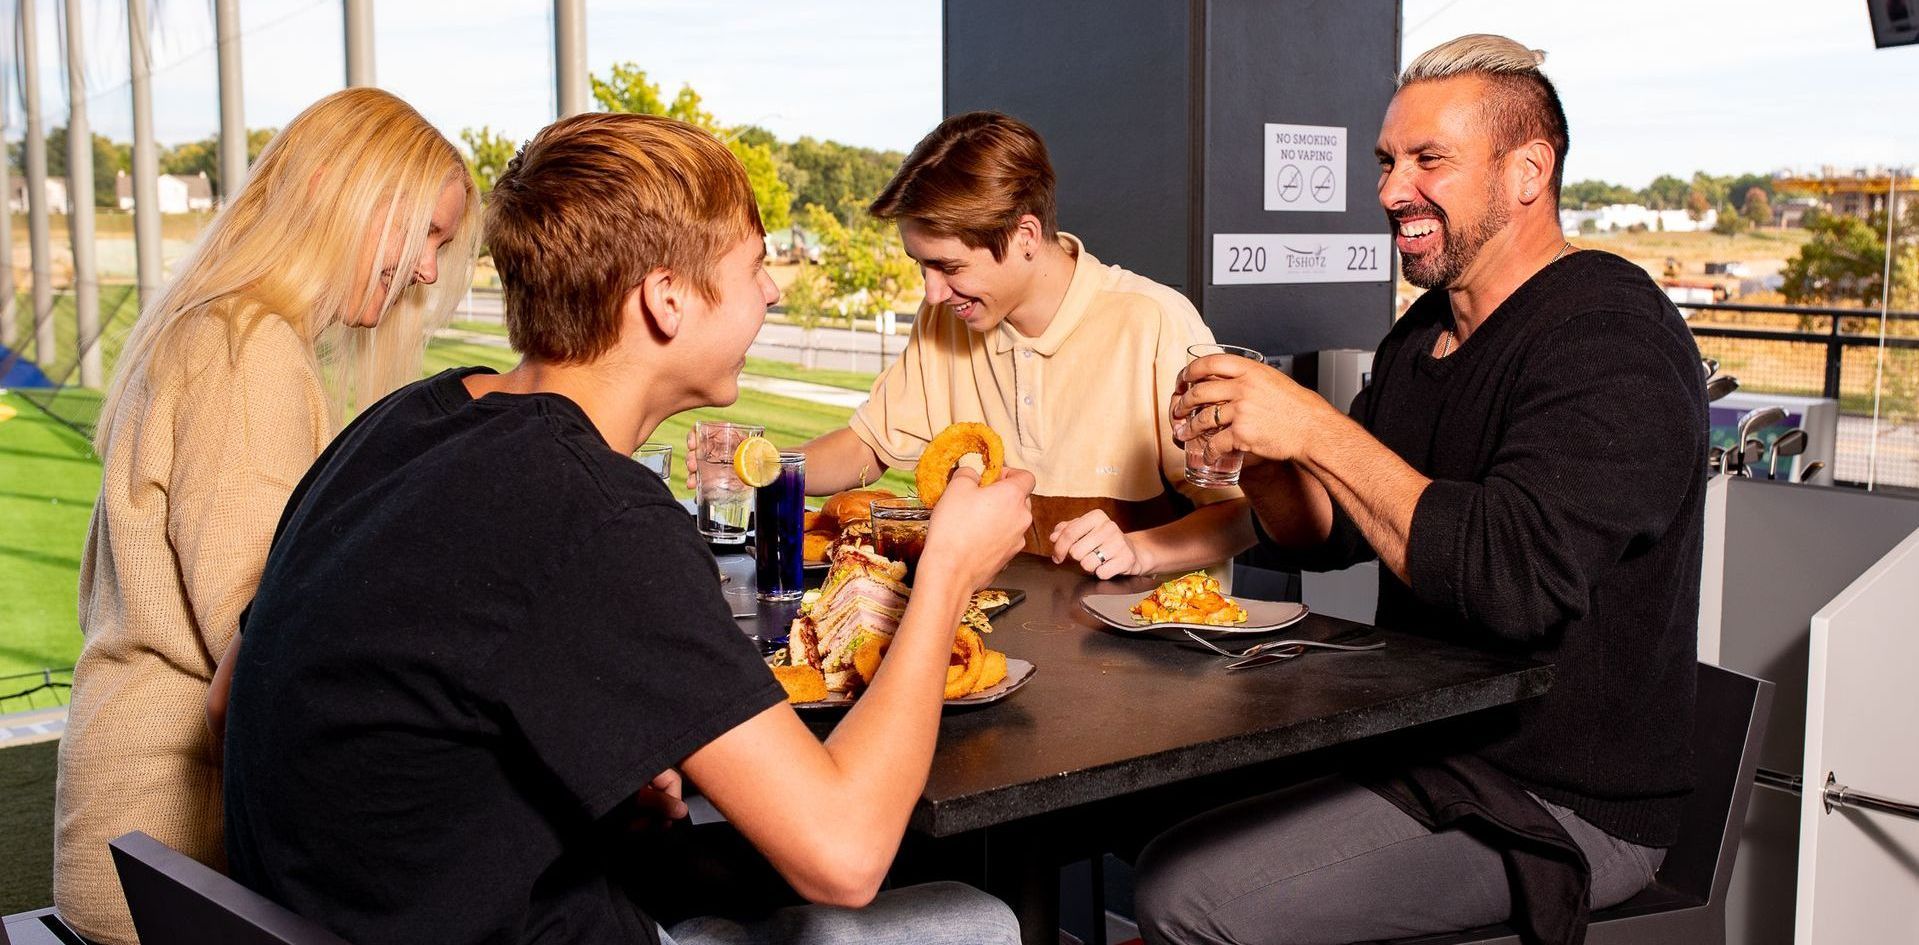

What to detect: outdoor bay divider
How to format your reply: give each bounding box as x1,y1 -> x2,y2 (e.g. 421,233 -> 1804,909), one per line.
1696,476 -> 1919,945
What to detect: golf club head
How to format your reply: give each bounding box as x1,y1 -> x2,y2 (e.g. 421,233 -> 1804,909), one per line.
1701,357 -> 1719,381
1742,438 -> 1765,477
1799,461 -> 1826,484
1737,405 -> 1788,445
1767,428 -> 1809,479
1708,445 -> 1725,471
1706,375 -> 1740,401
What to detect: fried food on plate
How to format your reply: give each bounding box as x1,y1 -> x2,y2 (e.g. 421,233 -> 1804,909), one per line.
943,625 -> 988,699
771,665 -> 828,703
853,634 -> 890,684
976,649 -> 1008,690
915,422 -> 1004,507
1132,572 -> 1249,626
803,510 -> 825,532
803,531 -> 835,564
783,550 -> 1013,701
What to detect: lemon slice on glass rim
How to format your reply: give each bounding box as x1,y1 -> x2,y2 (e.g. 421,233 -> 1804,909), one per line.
732,435 -> 782,487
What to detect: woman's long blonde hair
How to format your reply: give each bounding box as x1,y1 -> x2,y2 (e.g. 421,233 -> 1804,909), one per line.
96,87 -> 480,453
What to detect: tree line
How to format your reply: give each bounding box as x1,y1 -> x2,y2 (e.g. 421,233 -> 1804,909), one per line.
8,127 -> 276,209
1564,171 -> 1780,236
461,62 -> 920,332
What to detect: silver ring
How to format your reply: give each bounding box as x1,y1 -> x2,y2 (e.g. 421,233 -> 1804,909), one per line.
1092,548 -> 1109,564
1212,403 -> 1223,428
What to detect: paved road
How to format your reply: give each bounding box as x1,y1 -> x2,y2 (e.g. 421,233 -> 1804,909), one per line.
437,326 -> 871,409
452,292 -> 906,374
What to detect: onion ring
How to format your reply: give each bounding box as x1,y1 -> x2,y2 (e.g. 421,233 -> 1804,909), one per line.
916,422 -> 1005,508
943,626 -> 987,698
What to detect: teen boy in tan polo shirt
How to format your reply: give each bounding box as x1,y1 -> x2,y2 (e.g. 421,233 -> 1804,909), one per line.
805,112 -> 1255,577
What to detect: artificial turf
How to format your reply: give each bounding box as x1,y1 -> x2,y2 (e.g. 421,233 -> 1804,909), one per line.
0,392 -> 102,678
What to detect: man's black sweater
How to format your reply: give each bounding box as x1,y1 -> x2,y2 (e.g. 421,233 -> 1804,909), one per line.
1276,250 -> 1706,846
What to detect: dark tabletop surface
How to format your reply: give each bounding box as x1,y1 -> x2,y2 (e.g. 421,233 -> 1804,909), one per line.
741,554 -> 1554,837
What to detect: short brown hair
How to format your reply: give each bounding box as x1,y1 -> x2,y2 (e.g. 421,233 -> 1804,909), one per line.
868,111 -> 1056,261
1400,34 -> 1571,201
485,112 -> 763,363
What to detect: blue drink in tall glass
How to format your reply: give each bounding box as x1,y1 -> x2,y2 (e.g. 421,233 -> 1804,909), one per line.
755,452 -> 807,602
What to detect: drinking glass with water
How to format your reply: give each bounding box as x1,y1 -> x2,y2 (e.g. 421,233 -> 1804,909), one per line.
695,421 -> 764,544
632,442 -> 672,480
1182,343 -> 1266,488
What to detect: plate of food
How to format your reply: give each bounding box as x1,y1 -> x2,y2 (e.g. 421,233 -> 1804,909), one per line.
769,544 -> 1033,711
775,656 -> 1036,711
801,489 -> 895,569
1081,572 -> 1309,639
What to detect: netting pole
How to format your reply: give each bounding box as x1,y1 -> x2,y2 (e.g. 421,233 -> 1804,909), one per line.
1866,172 -> 1898,492
215,0 -> 246,203
554,0 -> 586,118
344,0 -> 374,88
61,0 -> 100,388
20,0 -> 53,368
128,0 -> 162,313
1,62 -> 14,350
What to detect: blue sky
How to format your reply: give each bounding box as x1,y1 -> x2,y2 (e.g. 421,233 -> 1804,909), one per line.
7,0 -> 1914,189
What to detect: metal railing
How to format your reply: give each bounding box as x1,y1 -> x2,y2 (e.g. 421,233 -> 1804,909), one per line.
0,668 -> 73,712
1680,301 -> 1919,400
1681,300 -> 1919,489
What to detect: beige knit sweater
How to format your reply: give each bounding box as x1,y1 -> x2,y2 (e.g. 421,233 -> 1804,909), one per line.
55,313 -> 329,945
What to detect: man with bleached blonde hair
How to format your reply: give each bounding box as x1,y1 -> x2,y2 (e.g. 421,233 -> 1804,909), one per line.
1134,35 -> 1705,944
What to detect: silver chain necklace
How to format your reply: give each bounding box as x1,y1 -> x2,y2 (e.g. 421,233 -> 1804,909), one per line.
1439,241 -> 1575,358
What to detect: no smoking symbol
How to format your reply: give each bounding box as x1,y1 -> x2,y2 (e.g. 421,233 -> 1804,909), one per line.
1309,166 -> 1336,203
1276,164 -> 1304,203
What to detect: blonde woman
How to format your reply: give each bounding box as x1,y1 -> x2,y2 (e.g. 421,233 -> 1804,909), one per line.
54,87 -> 478,944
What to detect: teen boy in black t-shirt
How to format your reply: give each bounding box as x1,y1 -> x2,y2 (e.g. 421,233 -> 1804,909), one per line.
223,113 -> 1033,945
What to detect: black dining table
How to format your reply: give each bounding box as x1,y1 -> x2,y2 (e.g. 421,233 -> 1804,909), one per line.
736,552 -> 1554,945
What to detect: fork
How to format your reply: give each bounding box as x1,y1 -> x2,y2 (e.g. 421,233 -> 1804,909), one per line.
1182,629 -> 1385,660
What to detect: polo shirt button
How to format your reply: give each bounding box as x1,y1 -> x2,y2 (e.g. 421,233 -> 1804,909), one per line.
1023,396 -> 1034,406
1021,349 -> 1033,359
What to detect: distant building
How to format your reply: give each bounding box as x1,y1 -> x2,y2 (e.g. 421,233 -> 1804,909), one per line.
114,171 -> 216,214
8,177 -> 71,214
1772,166 -> 1919,221
1775,197 -> 1822,228
1560,203 -> 1718,235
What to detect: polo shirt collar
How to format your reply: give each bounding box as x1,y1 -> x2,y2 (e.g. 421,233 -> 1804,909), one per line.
993,232 -> 1100,356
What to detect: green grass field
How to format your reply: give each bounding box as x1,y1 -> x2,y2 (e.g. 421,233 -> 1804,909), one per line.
1,334 -> 902,679
0,393 -> 101,678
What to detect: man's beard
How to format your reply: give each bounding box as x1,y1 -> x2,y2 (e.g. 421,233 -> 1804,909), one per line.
1396,180 -> 1509,290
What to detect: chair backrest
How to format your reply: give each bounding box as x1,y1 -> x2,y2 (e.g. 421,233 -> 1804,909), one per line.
1652,662 -> 1773,904
108,832 -> 354,945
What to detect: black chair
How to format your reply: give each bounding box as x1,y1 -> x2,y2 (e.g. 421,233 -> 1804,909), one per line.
1384,661 -> 1773,945
107,831 -> 352,945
